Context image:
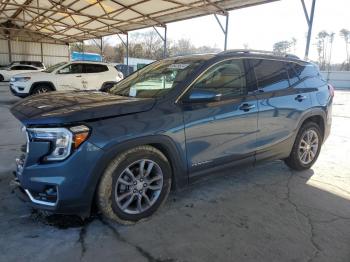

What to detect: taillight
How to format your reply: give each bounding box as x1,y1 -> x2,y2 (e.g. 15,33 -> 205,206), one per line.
328,84 -> 335,97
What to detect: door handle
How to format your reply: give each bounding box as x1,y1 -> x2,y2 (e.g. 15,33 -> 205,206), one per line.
76,75 -> 82,78
239,103 -> 256,112
295,94 -> 307,102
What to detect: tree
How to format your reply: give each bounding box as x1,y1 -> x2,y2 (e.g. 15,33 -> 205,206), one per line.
70,31 -> 222,63
315,31 -> 335,70
327,32 -> 335,71
340,29 -> 350,70
273,40 -> 292,54
291,37 -> 297,54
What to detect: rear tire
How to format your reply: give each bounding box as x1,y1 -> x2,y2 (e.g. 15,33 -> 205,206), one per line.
97,146 -> 172,224
284,122 -> 323,170
31,85 -> 54,95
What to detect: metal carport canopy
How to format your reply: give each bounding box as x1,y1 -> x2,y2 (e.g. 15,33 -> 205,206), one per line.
0,0 -> 278,43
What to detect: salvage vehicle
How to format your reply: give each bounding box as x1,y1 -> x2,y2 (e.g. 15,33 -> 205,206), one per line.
11,50 -> 333,223
9,61 -> 123,97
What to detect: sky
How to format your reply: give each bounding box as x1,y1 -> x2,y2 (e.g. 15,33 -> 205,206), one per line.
109,0 -> 350,64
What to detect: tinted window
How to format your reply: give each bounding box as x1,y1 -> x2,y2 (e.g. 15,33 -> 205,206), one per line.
299,64 -> 319,79
11,66 -> 36,70
252,59 -> 289,92
11,66 -> 22,70
286,63 -> 323,86
84,64 -> 108,73
192,59 -> 247,98
285,63 -> 301,86
58,64 -> 83,74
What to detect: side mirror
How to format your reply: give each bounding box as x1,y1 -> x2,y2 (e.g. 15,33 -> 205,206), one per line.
182,89 -> 222,103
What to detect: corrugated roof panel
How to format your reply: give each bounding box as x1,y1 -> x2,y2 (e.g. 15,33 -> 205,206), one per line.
133,1 -> 180,15
0,0 -> 278,43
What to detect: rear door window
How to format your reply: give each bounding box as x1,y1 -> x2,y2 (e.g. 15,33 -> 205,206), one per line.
84,64 -> 108,73
192,59 -> 247,99
251,59 -> 289,92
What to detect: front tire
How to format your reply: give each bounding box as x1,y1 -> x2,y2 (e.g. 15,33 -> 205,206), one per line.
0,74 -> 4,82
97,146 -> 172,224
284,122 -> 323,170
31,85 -> 54,95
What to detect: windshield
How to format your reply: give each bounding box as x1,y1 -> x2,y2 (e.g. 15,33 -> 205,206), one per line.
109,57 -> 210,98
43,62 -> 67,73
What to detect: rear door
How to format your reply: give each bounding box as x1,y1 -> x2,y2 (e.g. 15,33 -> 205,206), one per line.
181,59 -> 258,175
250,59 -> 312,160
83,63 -> 109,90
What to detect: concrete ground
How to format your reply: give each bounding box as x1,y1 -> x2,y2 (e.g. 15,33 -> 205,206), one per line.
0,82 -> 349,262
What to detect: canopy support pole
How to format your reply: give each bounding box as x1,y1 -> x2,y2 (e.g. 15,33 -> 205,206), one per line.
214,13 -> 229,51
117,33 -> 129,75
301,0 -> 316,59
153,25 -> 167,58
8,39 -> 12,63
100,37 -> 103,61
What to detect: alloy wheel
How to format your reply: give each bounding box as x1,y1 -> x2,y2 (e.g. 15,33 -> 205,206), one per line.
298,129 -> 319,165
114,159 -> 163,215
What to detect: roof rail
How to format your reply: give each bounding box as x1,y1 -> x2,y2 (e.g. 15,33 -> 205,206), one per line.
218,49 -> 300,59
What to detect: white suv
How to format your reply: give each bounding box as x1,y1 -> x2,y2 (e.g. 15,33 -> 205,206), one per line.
9,61 -> 123,98
0,65 -> 43,82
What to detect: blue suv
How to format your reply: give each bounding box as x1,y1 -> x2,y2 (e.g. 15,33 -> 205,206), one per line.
11,50 -> 333,223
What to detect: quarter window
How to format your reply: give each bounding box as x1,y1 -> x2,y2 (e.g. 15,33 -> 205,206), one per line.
192,59 -> 247,99
252,60 -> 289,92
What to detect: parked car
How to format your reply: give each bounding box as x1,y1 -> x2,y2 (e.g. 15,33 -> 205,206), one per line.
0,65 -> 43,82
9,61 -> 123,97
10,50 -> 333,224
1,61 -> 45,70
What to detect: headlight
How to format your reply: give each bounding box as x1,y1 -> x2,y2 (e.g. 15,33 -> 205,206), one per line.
12,77 -> 31,82
27,125 -> 90,162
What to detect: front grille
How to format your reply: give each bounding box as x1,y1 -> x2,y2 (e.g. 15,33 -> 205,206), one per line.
15,127 -> 29,176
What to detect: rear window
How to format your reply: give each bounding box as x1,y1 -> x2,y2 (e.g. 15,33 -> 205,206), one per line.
251,59 -> 289,92
84,64 -> 108,73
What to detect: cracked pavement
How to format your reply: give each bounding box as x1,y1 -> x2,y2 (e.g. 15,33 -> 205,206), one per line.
0,83 -> 349,262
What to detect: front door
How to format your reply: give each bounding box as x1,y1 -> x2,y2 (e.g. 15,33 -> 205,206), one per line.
181,59 -> 258,175
56,63 -> 85,90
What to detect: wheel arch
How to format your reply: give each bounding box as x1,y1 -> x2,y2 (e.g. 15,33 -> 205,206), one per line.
298,109 -> 326,140
88,135 -> 188,212
30,81 -> 56,94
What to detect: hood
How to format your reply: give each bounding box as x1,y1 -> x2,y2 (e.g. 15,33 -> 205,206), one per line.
11,91 -> 156,126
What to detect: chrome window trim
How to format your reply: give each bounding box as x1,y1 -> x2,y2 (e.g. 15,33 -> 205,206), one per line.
175,56 -> 306,104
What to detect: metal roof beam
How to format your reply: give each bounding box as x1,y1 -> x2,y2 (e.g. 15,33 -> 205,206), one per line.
301,0 -> 316,59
